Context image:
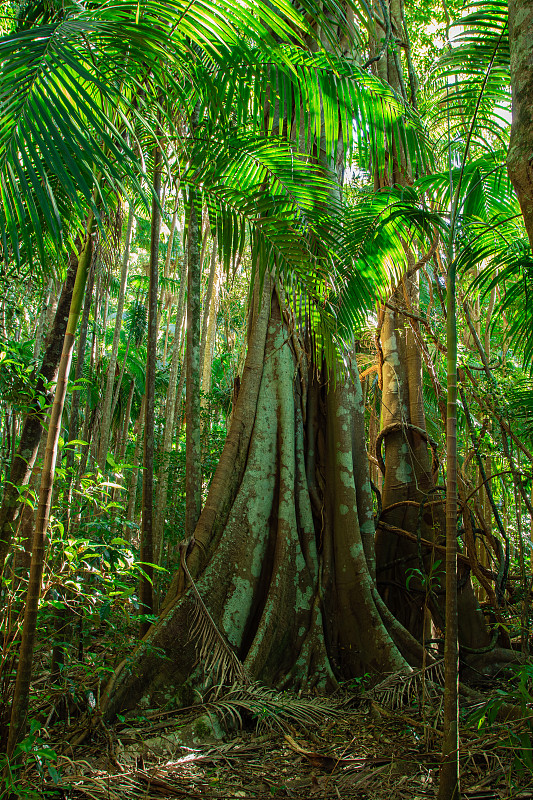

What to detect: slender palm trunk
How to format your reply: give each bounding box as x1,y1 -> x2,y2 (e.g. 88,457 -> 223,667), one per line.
438,256 -> 460,800
199,238 -> 217,381
116,378 -> 135,464
98,205 -> 134,469
65,259 -> 96,535
66,261 -> 95,469
154,297 -> 187,569
200,241 -> 219,435
200,272 -> 218,403
32,278 -> 53,361
139,147 -> 162,637
185,188 -> 202,539
169,245 -> 188,427
7,219 -> 94,756
125,396 -> 146,540
158,200 -> 179,340
110,338 -> 131,423
99,272 -> 110,364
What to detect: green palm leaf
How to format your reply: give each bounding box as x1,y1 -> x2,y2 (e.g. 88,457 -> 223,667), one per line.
0,0 -> 367,264
426,0 -> 510,154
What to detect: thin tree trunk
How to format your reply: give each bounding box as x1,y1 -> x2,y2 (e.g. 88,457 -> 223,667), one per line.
66,261 -> 95,473
116,378 -> 135,464
139,146 -> 162,637
65,259 -> 96,544
125,396 -> 146,540
32,278 -> 53,361
438,251 -> 460,800
153,300 -> 186,569
185,187 -> 202,540
100,271 -> 110,364
42,279 -> 60,346
13,431 -> 48,581
98,205 -> 134,469
0,257 -> 79,574
162,298 -> 172,365
10,414 -> 17,472
199,238 -> 217,379
7,219 -> 94,756
110,338 -> 131,423
200,268 -> 218,412
158,200 -> 179,340
169,245 -> 189,433
200,243 -> 219,433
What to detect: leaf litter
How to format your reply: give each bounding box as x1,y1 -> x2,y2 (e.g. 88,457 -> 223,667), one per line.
13,683 -> 533,800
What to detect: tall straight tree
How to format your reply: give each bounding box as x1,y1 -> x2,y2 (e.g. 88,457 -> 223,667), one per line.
185,185 -> 202,540
97,204 -> 135,469
139,146 -> 162,637
7,218 -> 94,755
0,259 -> 79,574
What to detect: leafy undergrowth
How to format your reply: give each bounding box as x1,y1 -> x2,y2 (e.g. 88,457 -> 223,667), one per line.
6,684 -> 533,800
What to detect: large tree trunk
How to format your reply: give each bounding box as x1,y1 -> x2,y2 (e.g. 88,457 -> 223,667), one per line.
508,0 -> 533,250
372,0 -> 488,654
102,288 -> 409,719
375,281 -> 489,652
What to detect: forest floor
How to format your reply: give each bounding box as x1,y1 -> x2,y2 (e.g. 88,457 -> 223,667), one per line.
15,692 -> 533,800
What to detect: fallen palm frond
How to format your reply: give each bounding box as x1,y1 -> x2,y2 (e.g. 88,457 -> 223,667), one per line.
204,681 -> 344,734
181,552 -> 249,691
365,659 -> 444,710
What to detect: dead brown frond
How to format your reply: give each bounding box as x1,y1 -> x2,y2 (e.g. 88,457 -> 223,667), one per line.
366,659 -> 444,710
205,682 -> 343,734
182,555 -> 249,691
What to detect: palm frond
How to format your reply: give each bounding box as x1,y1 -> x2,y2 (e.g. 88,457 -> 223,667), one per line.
417,155 -> 517,221
181,554 -> 249,691
0,10 -> 163,261
426,0 -> 510,153
206,682 -> 343,734
473,244 -> 533,371
195,44 -> 433,182
506,379 -> 533,442
366,659 -> 444,710
0,0 -> 367,264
